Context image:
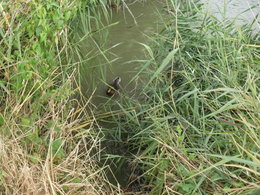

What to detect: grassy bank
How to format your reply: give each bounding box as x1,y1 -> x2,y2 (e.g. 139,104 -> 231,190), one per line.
1,0 -> 259,194
0,0 -> 121,194
105,0 -> 260,194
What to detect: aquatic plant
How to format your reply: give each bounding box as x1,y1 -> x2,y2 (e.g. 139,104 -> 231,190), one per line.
1,0 -> 259,194
105,0 -> 260,194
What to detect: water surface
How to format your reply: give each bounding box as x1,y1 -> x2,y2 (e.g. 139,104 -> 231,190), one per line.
202,0 -> 260,32
80,0 -> 163,109
77,0 -> 164,187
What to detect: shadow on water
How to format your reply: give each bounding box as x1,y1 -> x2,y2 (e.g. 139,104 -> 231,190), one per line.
73,0 -> 164,189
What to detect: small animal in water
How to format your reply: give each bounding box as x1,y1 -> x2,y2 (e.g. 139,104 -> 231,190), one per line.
106,76 -> 121,96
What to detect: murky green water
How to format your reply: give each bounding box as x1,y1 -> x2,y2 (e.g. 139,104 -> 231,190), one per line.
75,0 -> 259,188
79,0 -> 163,109
75,0 -> 164,187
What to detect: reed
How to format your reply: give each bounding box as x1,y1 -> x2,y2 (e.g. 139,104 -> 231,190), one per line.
1,0 -> 259,194
105,0 -> 260,194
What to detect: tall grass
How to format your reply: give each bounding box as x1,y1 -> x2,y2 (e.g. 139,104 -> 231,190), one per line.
106,0 -> 260,194
0,0 -> 122,194
1,0 -> 259,194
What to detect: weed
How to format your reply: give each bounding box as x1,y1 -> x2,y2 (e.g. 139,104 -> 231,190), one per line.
0,0 -> 120,194
107,0 -> 260,194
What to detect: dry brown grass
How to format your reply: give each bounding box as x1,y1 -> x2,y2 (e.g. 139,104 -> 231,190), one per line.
1,97 -> 104,194
0,0 -> 125,193
0,104 -> 119,194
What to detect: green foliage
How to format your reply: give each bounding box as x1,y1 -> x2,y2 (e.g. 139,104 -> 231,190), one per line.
1,0 -> 259,194
0,0 -> 81,139
0,0 -> 112,193
0,114 -> 4,126
51,138 -> 66,161
105,0 -> 260,194
0,0 -> 81,101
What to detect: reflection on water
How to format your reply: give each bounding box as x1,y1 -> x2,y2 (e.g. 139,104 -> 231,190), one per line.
80,0 -> 163,109
202,0 -> 260,32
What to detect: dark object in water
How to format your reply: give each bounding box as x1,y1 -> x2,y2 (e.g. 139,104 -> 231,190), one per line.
106,76 -> 121,96
108,1 -> 122,11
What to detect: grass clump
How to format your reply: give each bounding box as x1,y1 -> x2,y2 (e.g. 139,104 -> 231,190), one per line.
107,0 -> 260,194
1,0 -> 259,194
0,0 -> 121,194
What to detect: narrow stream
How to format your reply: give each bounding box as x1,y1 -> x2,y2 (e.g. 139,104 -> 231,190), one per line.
75,0 -> 259,190
80,0 -> 163,109
79,0 -> 259,110
76,0 -> 164,188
